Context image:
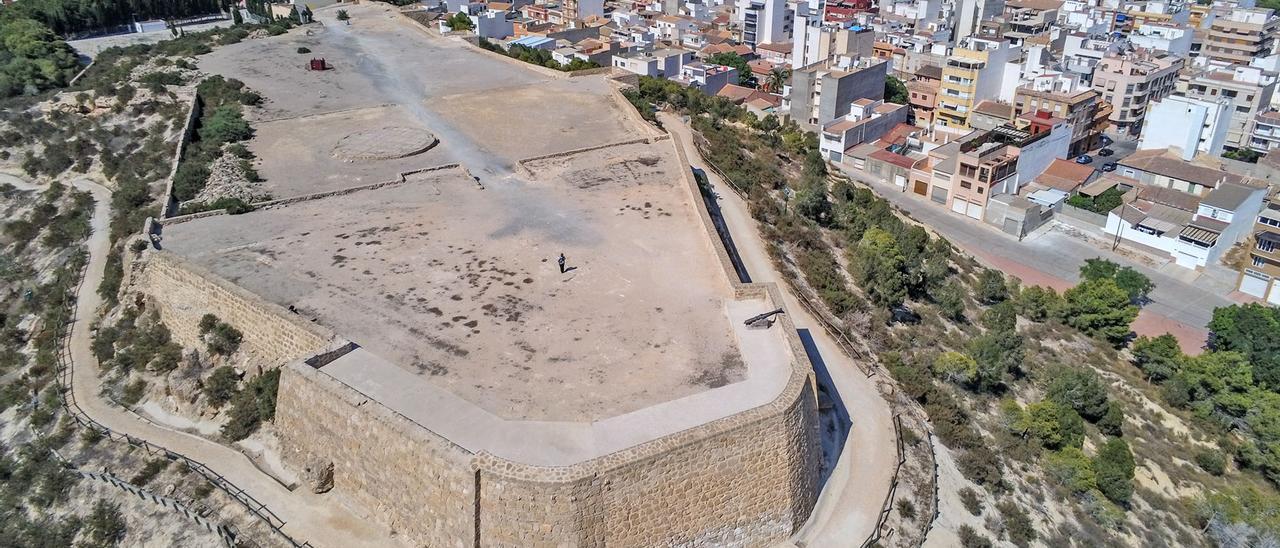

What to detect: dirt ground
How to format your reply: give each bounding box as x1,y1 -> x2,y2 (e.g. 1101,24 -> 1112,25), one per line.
247,104 -> 451,198
160,146 -> 744,421
199,10 -> 641,199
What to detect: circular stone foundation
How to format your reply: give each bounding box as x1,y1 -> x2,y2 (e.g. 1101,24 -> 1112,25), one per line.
331,126 -> 438,161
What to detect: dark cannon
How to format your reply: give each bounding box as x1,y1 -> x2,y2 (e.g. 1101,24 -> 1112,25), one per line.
743,308 -> 785,329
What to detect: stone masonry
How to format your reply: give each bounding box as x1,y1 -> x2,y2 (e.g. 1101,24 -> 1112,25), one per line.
137,251 -> 334,371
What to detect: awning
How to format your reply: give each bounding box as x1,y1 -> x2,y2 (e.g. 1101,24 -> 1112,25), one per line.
1138,216 -> 1179,234
1258,230 -> 1280,245
1180,226 -> 1220,246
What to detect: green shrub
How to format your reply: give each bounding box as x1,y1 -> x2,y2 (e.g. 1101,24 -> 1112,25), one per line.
997,500 -> 1036,547
83,499 -> 127,546
203,366 -> 239,408
1043,447 -> 1097,494
129,458 -> 169,486
1194,449 -> 1226,476
1094,438 -> 1135,505
198,313 -> 219,334
959,487 -> 983,516
121,379 -> 147,406
959,525 -> 993,548
896,498 -> 917,520
221,368 -> 281,441
207,322 -> 243,355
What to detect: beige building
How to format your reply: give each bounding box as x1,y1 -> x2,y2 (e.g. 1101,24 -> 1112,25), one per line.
1090,50 -> 1182,135
936,37 -> 1019,130
1237,190 -> 1280,303
1178,63 -> 1278,151
1203,8 -> 1278,66
1014,81 -> 1110,157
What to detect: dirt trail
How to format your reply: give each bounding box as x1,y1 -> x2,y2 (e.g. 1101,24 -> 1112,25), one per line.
32,172 -> 405,548
658,113 -> 898,546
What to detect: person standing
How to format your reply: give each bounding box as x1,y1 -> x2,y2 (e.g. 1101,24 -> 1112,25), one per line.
558,253 -> 567,274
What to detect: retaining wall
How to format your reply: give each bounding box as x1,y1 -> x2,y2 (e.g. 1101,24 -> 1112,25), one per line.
275,361 -> 477,548
271,283 -> 818,548
137,131 -> 821,547
161,91 -> 203,218
136,251 -> 333,369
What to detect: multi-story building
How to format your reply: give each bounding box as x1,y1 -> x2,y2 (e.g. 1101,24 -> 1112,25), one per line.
948,132 -> 1021,219
907,64 -> 942,128
1139,95 -> 1231,160
913,122 -> 1070,219
1014,76 -> 1110,157
1090,49 -> 1183,135
561,0 -> 604,22
1250,110 -> 1280,153
736,0 -> 793,49
1116,147 -> 1239,196
1108,180 -> 1266,269
790,20 -> 874,69
1178,63 -> 1278,151
788,57 -> 889,131
674,62 -> 739,95
1202,8 -> 1278,66
818,99 -> 911,163
611,48 -> 693,77
1237,190 -> 1280,303
936,37 -> 1020,130
1130,22 -> 1194,56
1062,33 -> 1119,82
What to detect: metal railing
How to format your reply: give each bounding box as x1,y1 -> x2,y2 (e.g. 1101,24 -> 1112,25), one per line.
77,470 -> 238,546
48,260 -> 314,548
861,414 -> 908,548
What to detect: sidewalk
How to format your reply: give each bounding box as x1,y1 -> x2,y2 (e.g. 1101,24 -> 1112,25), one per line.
835,166 -> 1223,354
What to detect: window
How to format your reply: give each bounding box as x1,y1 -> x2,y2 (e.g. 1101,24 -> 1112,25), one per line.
961,181 -> 972,189
1259,215 -> 1280,228
977,187 -> 984,194
1259,239 -> 1277,253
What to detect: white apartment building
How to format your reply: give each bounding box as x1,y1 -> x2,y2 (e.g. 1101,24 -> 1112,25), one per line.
1139,95 -> 1231,160
1130,23 -> 1193,57
736,0 -> 793,48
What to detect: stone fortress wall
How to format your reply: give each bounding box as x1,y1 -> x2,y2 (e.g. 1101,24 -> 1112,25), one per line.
130,129 -> 825,547
137,251 -> 335,370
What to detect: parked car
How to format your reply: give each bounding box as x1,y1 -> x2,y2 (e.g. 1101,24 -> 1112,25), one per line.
1076,154 -> 1093,164
1102,162 -> 1117,172
1098,148 -> 1114,157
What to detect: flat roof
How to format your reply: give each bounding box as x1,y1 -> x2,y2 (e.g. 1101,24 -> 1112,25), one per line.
160,144 -> 775,424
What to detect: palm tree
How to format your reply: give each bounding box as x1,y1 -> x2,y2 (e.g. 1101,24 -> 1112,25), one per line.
765,68 -> 789,93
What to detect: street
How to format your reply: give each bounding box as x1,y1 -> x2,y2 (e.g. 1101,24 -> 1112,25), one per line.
834,164 -> 1231,353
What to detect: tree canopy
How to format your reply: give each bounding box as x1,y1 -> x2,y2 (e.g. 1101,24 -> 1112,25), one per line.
885,75 -> 908,104
1061,278 -> 1138,345
0,15 -> 80,98
707,52 -> 752,86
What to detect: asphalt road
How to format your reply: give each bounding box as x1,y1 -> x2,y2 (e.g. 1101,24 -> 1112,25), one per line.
834,165 -> 1231,350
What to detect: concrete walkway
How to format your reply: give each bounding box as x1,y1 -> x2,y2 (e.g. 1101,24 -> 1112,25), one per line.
835,167 -> 1227,354
18,172 -> 404,547
659,113 -> 898,547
